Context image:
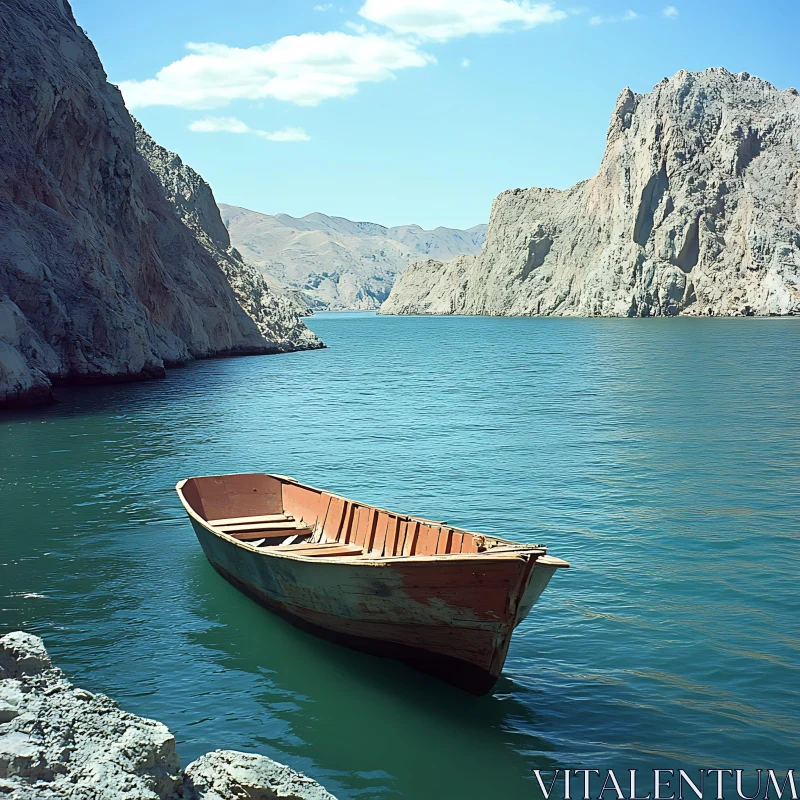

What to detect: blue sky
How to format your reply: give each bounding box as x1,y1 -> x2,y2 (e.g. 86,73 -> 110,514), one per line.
72,0 -> 798,229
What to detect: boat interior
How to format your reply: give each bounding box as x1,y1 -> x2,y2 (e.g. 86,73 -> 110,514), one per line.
178,473 -> 549,561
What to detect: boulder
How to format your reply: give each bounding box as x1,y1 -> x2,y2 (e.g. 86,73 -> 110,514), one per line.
0,631 -> 52,679
180,750 -> 338,800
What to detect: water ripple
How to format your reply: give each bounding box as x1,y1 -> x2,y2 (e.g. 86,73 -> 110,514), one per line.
1,314 -> 798,799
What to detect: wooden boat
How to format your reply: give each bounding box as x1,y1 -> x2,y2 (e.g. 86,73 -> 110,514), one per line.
176,473 -> 569,694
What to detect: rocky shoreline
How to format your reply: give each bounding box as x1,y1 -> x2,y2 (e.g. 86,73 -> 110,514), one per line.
0,632 -> 338,799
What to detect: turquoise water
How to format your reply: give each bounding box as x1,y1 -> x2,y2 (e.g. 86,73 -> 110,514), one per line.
1,313 -> 798,799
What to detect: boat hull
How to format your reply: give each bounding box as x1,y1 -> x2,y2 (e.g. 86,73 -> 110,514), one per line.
189,518 -> 554,694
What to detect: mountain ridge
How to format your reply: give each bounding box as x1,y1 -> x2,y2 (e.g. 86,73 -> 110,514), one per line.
221,204 -> 487,311
134,123 -> 322,351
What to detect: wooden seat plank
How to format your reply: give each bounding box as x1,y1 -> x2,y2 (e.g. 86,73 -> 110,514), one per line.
272,544 -> 326,553
292,544 -> 363,558
272,542 -> 363,557
272,541 -> 343,552
208,514 -> 291,526
217,520 -> 300,533
230,528 -> 312,541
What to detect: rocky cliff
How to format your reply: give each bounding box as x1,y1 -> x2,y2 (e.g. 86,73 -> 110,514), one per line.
382,69 -> 800,318
0,631 -> 338,799
221,204 -> 487,311
0,0 -> 318,410
135,123 -> 321,352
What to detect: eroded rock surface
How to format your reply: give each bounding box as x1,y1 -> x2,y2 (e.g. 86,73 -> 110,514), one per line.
0,0 -> 318,409
135,124 -> 321,352
0,632 -> 181,799
382,69 -> 800,318
181,750 -> 338,800
0,632 -> 338,800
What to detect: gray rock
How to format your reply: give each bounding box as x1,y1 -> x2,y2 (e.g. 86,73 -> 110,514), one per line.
134,124 -> 322,353
0,632 -> 52,679
221,205 -> 487,311
0,681 -> 24,723
0,0 -> 319,409
382,68 -> 800,318
0,632 -> 181,799
0,633 -> 338,800
181,750 -> 338,800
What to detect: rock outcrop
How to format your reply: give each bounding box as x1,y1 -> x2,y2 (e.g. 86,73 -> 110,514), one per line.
221,204 -> 487,311
181,751 -> 337,800
0,631 -> 182,799
0,632 -> 338,800
0,0 -> 319,410
135,123 -> 321,352
382,69 -> 800,318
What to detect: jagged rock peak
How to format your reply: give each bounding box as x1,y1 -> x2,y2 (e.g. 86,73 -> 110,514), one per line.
382,67 -> 800,318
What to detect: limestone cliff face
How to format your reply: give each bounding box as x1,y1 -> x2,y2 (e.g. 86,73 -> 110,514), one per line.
0,0 -> 317,409
382,69 -> 800,318
134,123 -> 321,352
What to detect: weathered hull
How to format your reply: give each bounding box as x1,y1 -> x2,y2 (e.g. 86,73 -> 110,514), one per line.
189,518 -> 554,694
177,473 -> 568,694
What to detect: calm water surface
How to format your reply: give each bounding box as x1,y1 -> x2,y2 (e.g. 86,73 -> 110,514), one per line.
1,314 -> 798,799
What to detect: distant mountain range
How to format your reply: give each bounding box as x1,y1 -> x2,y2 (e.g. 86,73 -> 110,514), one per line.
219,204 -> 487,311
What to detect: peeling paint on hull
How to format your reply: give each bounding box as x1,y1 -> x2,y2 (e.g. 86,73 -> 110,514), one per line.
178,474 -> 568,694
210,559 -> 503,695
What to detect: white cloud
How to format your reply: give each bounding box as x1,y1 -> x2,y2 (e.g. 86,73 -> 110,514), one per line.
461,57 -> 471,67
358,0 -> 567,41
589,9 -> 639,24
662,5 -> 679,18
119,32 -> 434,109
313,3 -> 332,9
189,116 -> 250,133
189,116 -> 311,141
262,127 -> 312,141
